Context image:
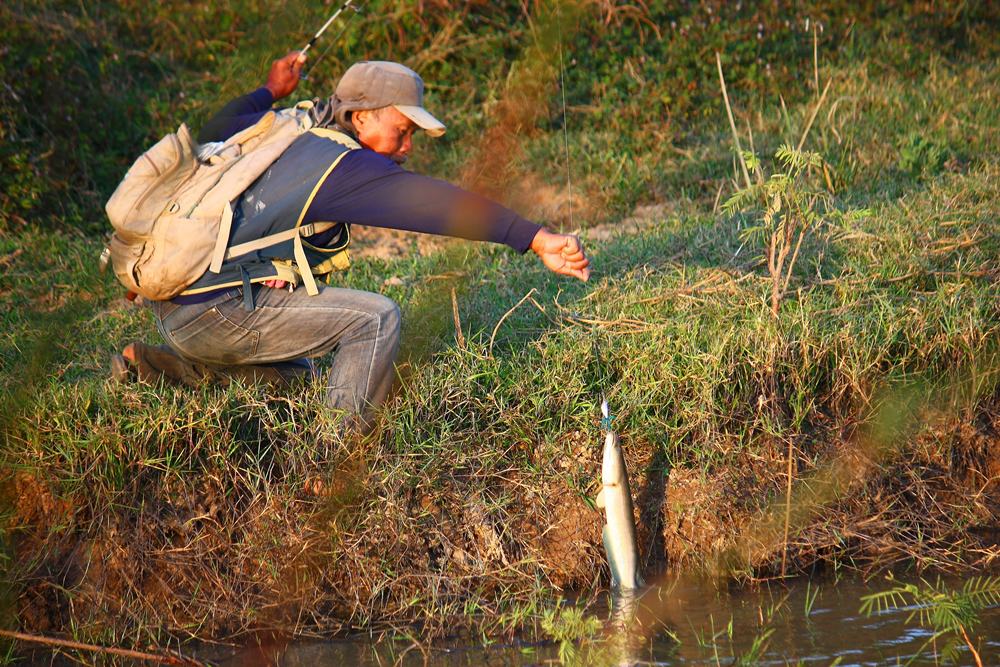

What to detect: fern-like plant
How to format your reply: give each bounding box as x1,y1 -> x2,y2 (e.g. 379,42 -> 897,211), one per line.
540,604 -> 603,666
859,574 -> 1000,666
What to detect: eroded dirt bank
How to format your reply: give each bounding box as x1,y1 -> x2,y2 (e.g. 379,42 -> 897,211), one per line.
5,391 -> 998,642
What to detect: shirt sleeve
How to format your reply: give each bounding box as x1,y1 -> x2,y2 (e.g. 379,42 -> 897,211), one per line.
197,88 -> 276,143
303,150 -> 542,253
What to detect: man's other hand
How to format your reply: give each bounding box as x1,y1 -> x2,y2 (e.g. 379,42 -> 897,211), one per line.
265,51 -> 306,101
530,228 -> 591,282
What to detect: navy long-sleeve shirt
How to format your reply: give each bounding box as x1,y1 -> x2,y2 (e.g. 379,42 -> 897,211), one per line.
199,88 -> 541,253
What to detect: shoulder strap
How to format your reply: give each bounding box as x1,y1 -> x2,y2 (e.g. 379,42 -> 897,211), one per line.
210,204 -> 338,296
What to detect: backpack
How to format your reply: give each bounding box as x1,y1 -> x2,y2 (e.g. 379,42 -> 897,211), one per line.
102,106 -> 335,301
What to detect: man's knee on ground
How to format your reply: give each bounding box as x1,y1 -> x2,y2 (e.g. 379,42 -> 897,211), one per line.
377,296 -> 402,338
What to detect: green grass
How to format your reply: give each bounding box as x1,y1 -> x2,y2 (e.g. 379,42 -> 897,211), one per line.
1,0 -> 999,652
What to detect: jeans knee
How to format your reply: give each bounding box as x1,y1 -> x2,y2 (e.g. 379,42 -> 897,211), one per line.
379,298 -> 401,338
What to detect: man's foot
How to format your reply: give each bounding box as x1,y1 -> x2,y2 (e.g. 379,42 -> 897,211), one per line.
111,342 -> 311,389
110,342 -> 203,386
109,343 -> 148,383
109,353 -> 131,383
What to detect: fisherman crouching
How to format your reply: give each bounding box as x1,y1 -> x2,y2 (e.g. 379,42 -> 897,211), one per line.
113,51 -> 591,431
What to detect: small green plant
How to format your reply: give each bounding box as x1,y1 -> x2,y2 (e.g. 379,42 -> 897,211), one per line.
734,626 -> 775,666
804,581 -> 820,617
898,133 -> 948,178
732,594 -> 787,666
860,574 -> 1000,666
723,145 -> 869,316
540,603 -> 603,666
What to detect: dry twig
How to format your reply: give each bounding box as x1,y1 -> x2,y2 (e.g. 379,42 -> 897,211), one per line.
0,629 -> 206,666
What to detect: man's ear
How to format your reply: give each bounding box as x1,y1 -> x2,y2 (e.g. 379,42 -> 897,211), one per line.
353,109 -> 370,129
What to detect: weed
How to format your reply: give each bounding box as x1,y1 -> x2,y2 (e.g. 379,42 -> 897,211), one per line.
898,133 -> 949,179
860,574 -> 1000,666
540,602 -> 602,666
723,144 -> 870,316
804,581 -> 820,617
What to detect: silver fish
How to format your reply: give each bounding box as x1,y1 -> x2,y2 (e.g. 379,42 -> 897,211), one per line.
596,399 -> 643,590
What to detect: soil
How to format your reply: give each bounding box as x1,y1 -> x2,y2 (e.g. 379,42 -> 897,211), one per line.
348,224 -> 450,261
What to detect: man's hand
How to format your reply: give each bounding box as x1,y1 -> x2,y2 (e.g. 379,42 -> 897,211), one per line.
265,51 -> 306,101
530,228 -> 591,281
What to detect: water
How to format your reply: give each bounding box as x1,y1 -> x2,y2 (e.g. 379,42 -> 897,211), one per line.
206,575 -> 1000,666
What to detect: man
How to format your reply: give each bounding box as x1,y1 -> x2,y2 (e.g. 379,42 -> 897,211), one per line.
115,52 -> 590,427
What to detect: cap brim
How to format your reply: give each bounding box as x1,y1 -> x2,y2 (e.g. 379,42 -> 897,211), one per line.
394,105 -> 446,137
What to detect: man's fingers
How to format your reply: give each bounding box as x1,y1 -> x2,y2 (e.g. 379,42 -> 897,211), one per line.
533,230 -> 590,281
266,51 -> 307,99
561,246 -> 588,269
548,256 -> 590,281
560,236 -> 587,263
561,236 -> 582,252
280,51 -> 305,76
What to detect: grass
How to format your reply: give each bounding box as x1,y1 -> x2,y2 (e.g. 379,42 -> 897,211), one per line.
1,0 -> 999,657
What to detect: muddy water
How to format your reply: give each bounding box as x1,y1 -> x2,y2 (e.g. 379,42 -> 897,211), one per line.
209,575 -> 1000,666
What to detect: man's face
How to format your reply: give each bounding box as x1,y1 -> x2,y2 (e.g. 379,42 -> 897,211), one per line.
353,107 -> 418,164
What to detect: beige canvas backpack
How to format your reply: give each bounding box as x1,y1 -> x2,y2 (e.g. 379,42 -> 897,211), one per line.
102,106 -> 335,301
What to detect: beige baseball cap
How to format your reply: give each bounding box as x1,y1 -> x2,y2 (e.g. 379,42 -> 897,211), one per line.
335,61 -> 446,137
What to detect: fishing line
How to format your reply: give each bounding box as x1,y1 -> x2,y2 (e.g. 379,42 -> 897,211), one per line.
592,335 -> 616,429
556,2 -> 611,426
303,21 -> 357,80
555,0 -> 574,232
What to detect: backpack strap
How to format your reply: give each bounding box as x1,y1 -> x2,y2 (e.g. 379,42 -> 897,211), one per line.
208,203 -> 235,274
240,266 -> 255,311
293,234 -> 319,296
215,220 -> 340,296
222,221 -> 338,260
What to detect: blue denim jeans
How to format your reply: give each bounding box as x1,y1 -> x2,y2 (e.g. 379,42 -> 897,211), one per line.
153,284 -> 401,422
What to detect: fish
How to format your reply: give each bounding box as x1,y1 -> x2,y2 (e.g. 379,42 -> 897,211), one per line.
595,399 -> 643,590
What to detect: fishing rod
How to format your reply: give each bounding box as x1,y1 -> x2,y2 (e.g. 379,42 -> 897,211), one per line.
297,0 -> 363,78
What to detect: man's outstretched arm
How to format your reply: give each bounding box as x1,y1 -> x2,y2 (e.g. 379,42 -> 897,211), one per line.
304,150 -> 589,281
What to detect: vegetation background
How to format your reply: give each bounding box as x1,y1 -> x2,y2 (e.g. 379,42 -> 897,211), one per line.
1,0 -> 998,658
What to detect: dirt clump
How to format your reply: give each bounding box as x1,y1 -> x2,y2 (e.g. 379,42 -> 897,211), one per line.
529,482 -> 602,589
662,466 -> 759,568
